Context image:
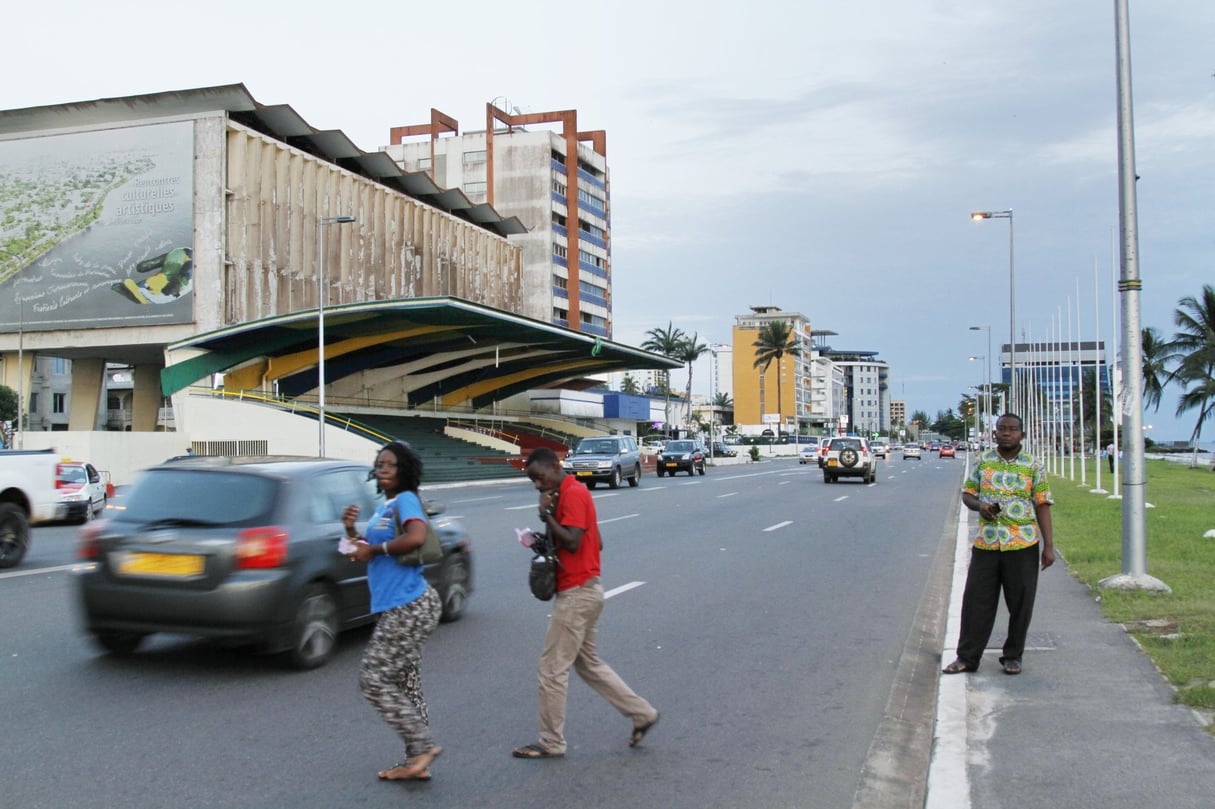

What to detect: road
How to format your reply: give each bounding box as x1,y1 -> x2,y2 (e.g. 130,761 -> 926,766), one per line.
0,454 -> 966,809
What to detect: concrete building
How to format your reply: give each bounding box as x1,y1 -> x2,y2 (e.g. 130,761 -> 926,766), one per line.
821,350 -> 891,436
890,399 -> 906,427
1012,339 -> 1108,435
383,104 -> 611,337
731,306 -> 816,434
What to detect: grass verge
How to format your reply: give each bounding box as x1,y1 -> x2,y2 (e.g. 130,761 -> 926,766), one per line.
1052,459 -> 1215,729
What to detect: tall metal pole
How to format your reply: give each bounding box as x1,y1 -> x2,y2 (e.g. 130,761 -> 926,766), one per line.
317,215 -> 356,458
1076,278 -> 1087,486
1092,256 -> 1106,493
1101,0 -> 1167,592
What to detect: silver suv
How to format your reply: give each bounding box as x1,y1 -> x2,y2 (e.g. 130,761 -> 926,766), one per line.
562,435 -> 643,489
822,437 -> 878,484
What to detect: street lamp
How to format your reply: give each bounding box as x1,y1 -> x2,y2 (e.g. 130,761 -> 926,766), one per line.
317,214 -> 356,457
968,355 -> 985,446
971,209 -> 1015,406
969,324 -> 992,435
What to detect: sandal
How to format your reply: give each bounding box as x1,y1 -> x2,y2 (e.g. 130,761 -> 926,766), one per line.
629,712 -> 660,747
942,659 -> 977,675
378,745 -> 442,781
1002,659 -> 1022,675
512,743 -> 563,759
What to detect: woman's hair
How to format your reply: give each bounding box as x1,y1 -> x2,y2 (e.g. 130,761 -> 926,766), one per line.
375,440 -> 423,493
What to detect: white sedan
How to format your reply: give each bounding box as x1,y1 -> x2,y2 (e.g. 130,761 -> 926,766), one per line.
902,445 -> 923,460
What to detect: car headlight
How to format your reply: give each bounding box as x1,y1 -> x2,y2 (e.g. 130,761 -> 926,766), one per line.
62,492 -> 89,502
596,461 -> 611,469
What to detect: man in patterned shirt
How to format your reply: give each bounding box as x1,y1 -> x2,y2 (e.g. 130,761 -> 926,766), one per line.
943,413 -> 1055,676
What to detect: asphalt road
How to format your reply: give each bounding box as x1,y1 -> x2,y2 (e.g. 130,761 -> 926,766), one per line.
0,454 -> 967,809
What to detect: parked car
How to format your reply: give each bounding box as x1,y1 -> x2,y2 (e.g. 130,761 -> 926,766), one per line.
822,437 -> 878,484
903,444 -> 923,460
75,457 -> 473,670
561,435 -> 643,489
56,460 -> 109,524
939,444 -> 957,459
710,441 -> 737,458
656,440 -> 706,477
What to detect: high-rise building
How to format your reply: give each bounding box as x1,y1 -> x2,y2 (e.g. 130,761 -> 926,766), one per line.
383,104 -> 611,337
821,350 -> 891,436
731,306 -> 815,434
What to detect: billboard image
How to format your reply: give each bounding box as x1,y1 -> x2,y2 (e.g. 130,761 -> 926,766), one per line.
0,120 -> 195,332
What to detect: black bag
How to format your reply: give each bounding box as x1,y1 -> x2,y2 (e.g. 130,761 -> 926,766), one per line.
528,498 -> 559,601
393,495 -> 443,567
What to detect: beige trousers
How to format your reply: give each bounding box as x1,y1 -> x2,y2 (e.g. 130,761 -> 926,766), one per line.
537,578 -> 656,753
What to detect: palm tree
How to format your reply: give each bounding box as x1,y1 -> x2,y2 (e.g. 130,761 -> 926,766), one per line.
1140,326 -> 1177,412
642,321 -> 686,433
1170,284 -> 1215,466
712,391 -> 733,409
752,320 -> 800,436
621,374 -> 639,395
676,332 -> 708,412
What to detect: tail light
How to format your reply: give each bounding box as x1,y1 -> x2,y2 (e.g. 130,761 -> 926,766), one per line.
235,526 -> 289,569
77,520 -> 107,560
55,463 -> 71,490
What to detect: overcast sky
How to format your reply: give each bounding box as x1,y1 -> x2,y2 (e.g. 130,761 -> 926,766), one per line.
3,1 -> 1212,443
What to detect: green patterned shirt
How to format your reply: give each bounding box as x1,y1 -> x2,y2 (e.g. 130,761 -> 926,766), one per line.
963,448 -> 1053,551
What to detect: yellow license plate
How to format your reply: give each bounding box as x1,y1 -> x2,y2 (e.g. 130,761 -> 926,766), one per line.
665,462 -> 678,467
827,459 -> 838,467
118,552 -> 204,577
575,470 -> 593,477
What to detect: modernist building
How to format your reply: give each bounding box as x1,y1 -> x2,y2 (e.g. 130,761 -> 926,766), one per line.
383,104 -> 611,337
1009,339 -> 1108,433
731,306 -> 817,434
823,351 -> 891,436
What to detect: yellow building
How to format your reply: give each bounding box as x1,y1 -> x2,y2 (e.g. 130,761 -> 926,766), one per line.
731,306 -> 814,434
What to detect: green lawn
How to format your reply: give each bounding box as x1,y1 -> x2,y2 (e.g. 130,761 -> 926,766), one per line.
1052,458 -> 1215,725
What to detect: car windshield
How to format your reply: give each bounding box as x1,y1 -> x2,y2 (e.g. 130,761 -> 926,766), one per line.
665,441 -> 695,452
576,440 -> 620,455
120,469 -> 279,525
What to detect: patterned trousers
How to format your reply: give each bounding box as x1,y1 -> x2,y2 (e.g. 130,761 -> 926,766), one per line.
359,586 -> 442,759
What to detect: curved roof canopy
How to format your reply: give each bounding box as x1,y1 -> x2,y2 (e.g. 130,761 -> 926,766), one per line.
163,297 -> 680,410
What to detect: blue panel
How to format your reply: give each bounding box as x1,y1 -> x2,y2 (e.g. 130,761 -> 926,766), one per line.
603,393 -> 649,420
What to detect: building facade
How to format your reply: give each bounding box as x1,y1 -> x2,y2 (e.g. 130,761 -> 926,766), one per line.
731,306 -> 816,434
384,105 -> 611,337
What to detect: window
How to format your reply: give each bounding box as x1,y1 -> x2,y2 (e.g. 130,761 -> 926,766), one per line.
52,393 -> 66,414
464,181 -> 487,196
553,275 -> 568,289
463,150 -> 487,166
553,244 -> 567,259
52,357 -> 67,374
552,178 -> 567,197
29,392 -> 38,413
417,157 -> 432,171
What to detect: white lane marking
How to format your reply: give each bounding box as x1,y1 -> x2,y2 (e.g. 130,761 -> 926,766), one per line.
717,492 -> 739,499
605,581 -> 645,598
833,495 -> 848,502
715,469 -> 794,481
763,521 -> 793,532
925,505 -> 974,809
450,495 -> 504,504
0,563 -> 91,580
504,504 -> 537,511
778,480 -> 792,486
600,514 -> 640,524
639,487 -> 662,493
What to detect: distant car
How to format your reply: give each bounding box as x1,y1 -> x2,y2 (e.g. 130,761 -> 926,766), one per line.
871,441 -> 889,459
75,457 -> 474,670
710,441 -> 737,458
822,437 -> 878,484
56,461 -> 108,523
939,444 -> 956,459
640,436 -> 667,452
799,445 -> 817,464
903,445 -> 923,460
930,441 -> 942,453
818,437 -> 837,468
657,440 -> 706,477
562,435 -> 643,489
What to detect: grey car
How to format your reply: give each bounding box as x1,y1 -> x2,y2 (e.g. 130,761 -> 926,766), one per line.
75,457 -> 472,669
561,435 -> 643,489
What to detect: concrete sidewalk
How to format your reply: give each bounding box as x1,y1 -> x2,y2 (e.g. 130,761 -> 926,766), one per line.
927,506 -> 1215,809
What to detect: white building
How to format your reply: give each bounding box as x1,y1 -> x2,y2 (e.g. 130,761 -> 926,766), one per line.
383,105 -> 611,338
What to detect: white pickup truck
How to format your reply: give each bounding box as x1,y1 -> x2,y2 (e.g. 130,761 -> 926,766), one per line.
0,449 -> 64,567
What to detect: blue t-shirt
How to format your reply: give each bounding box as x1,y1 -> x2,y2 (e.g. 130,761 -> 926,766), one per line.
363,490 -> 428,614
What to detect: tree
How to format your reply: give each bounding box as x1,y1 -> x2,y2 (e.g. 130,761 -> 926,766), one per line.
752,320 -> 800,435
641,321 -> 686,433
620,374 -> 640,395
1170,284 -> 1215,466
676,332 -> 708,418
712,391 -> 733,409
0,384 -> 17,424
1140,326 -> 1177,413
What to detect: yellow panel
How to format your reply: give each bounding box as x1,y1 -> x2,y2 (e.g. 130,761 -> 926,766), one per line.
442,359 -> 608,406
263,325 -> 464,382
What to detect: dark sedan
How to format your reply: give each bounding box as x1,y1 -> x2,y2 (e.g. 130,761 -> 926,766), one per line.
75,457 -> 472,669
656,440 -> 707,477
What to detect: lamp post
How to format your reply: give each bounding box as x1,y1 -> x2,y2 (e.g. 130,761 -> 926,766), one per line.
971,209 -> 1015,405
969,324 -> 992,437
317,214 -> 356,457
968,356 -> 985,446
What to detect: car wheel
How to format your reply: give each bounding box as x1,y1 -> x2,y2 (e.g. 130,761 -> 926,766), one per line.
608,467 -> 622,489
285,583 -> 339,670
656,468 -> 665,478
585,480 -> 597,489
94,496 -> 107,519
697,462 -> 705,476
92,630 -> 146,656
0,502 -> 30,569
628,465 -> 641,487
840,448 -> 859,468
439,558 -> 470,623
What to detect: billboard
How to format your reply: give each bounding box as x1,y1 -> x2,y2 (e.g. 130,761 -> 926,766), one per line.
0,120 -> 195,332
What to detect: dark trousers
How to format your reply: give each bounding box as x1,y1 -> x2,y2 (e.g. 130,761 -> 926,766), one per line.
1108,453 -> 1115,473
956,545 -> 1041,668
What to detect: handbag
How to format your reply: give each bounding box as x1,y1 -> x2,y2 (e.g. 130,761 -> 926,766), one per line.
393,496 -> 443,566
528,528 -> 557,601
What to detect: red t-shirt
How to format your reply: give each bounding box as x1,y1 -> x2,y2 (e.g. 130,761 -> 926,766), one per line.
555,473 -> 601,591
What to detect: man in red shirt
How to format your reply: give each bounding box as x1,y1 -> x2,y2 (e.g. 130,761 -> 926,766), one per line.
512,447 -> 659,759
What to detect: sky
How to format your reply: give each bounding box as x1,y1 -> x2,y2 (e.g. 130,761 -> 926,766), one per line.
2,0 -> 1212,444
